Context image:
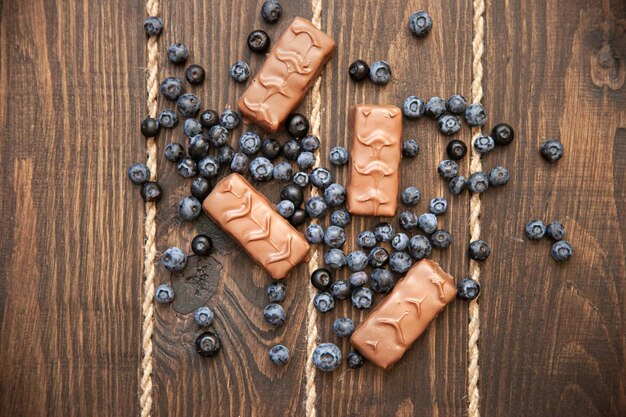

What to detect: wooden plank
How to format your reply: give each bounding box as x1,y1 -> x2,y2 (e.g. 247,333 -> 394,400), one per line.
480,0 -> 626,416
0,0 -> 145,415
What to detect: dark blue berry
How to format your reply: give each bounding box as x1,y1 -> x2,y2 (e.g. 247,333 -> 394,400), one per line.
409,10 -> 433,37
311,268 -> 333,291
301,135 -> 320,152
297,152 -> 316,170
349,60 -> 369,81
160,77 -> 184,101
179,196 -> 202,220
488,165 -> 510,186
289,209 -> 307,227
188,134 -> 210,161
155,284 -> 174,304
426,96 -> 446,118
431,230 -> 452,249
220,109 -> 240,130
191,234 -> 212,256
128,162 -> 151,184
247,30 -> 270,53
324,183 -> 346,207
329,146 -> 349,166
540,139 -> 564,162
409,235 -> 432,260
401,186 -> 421,206
457,278 -> 480,300
368,247 -> 389,267
551,240 -> 573,262
230,152 -> 249,173
371,268 -> 395,294
446,140 -> 467,160
323,225 -> 345,248
438,160 -> 459,180
269,344 -> 289,365
208,125 -> 229,147
333,317 -> 355,338
473,134 -> 495,154
286,113 -> 310,138
194,306 -> 215,326
374,222 -> 394,242
143,16 -> 163,37
276,200 -> 295,218
346,250 -> 368,272
273,161 -> 293,182
250,157 -> 274,181
230,61 -> 250,83
351,287 -> 373,309
468,240 -> 490,261
402,139 -> 420,157
191,177 -> 212,200
446,95 -> 467,114
467,172 -> 489,193
198,156 -> 220,178
262,138 -> 281,159
347,351 -> 365,369
167,43 -> 189,65
141,182 -> 162,201
465,103 -> 487,127
429,197 -> 448,215
280,184 -> 304,207
183,118 -> 203,137
390,251 -> 413,274
392,233 -> 410,251
293,171 -> 309,188
357,230 -> 377,248
313,343 -> 342,372
239,131 -> 262,155
491,123 -> 515,145
162,247 -> 187,272
403,96 -> 425,119
281,139 -> 301,160
310,167 -> 333,189
263,303 -> 286,326
418,213 -> 438,234
547,221 -> 566,241
261,0 -> 282,24
399,211 -> 418,230
330,280 -> 351,300
141,117 -> 160,137
185,64 -> 206,85
305,224 -> 325,244
158,109 -> 178,128
525,220 -> 546,239
313,292 -> 335,313
200,109 -> 219,128
330,209 -> 351,227
369,61 -> 392,85
306,196 -> 328,219
177,93 -> 201,117
266,282 -> 286,302
216,145 -> 235,164
349,271 -> 368,287
438,113 -> 461,136
195,331 -> 221,357
449,175 -> 467,195
324,249 -> 347,269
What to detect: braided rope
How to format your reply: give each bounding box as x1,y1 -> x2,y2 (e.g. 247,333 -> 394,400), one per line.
468,0 -> 485,416
140,0 -> 159,416
304,2 -> 323,417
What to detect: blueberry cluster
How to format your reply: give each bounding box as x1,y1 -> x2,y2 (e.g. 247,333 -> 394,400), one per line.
525,220 -> 573,262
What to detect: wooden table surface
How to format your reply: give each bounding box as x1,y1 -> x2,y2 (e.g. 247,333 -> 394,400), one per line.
1,0 -> 625,416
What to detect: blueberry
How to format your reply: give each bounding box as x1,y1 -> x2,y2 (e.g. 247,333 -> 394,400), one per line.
249,157 -> 274,181
281,139 -> 301,162
162,247 -> 187,272
431,230 -> 452,249
191,234 -> 212,256
390,252 -> 413,274
449,175 -> 467,195
447,95 -> 467,114
399,211 -> 418,230
402,139 -> 420,158
143,16 -> 163,36
141,117 -> 160,137
312,343 -> 342,372
408,235 -> 432,260
167,42 -> 189,65
200,109 -> 220,128
429,197 -> 448,216
195,331 -> 221,357
368,247 -> 390,267
216,145 -> 235,164
191,177 -> 212,200
293,171 -> 309,188
374,222 -> 394,242
239,131 -> 262,155
401,186 -> 421,206
198,156 -> 220,178
310,167 -> 333,189
273,161 -> 293,182
323,225 -> 345,248
551,240 -> 574,262
491,123 -> 515,145
286,113 -> 309,138
179,196 -> 202,220
457,278 -> 480,300
330,280 -> 351,300
546,221 -> 566,241
409,10 -> 433,37
465,103 -> 487,127
333,317 -> 355,338
349,59 -> 369,81
473,134 -> 495,154
261,0 -> 282,24
438,160 -> 460,180
230,152 -> 249,173
446,140 -> 467,160
295,151 -> 315,170
351,287 -> 373,309
158,109 -> 178,128
305,224 -> 325,244
247,30 -> 270,53
357,230 -> 377,248
276,199 -> 295,218
183,118 -> 203,137
438,113 -> 462,136
403,96 -> 425,119
194,306 -> 215,327
301,135 -> 320,152
128,162 -> 151,184
208,125 -> 229,147
269,344 -> 289,365
324,249 -> 347,269
289,209 -> 308,227
369,61 -> 391,85
540,139 -> 564,162
468,240 -> 490,261
391,233 -> 410,251
347,250 -> 368,272
220,109 -> 240,130
230,60 -> 250,83
262,138 -> 282,160
141,182 -> 162,202
177,93 -> 201,117
371,268 -> 395,293
418,213 -> 438,234
467,172 -> 489,193
329,146 -> 349,166
426,96 -> 446,118
488,165 -> 510,186
188,135 -> 210,161
263,303 -> 286,326
313,292 -> 335,313
349,271 -> 368,287
160,77 -> 184,101
346,351 -> 365,369
155,284 -> 174,304
324,183 -> 346,207
280,184 -> 304,207
185,64 -> 206,85
306,196 -> 328,219
525,220 -> 546,240
311,268 -> 333,291
330,209 -> 351,227
266,281 -> 286,303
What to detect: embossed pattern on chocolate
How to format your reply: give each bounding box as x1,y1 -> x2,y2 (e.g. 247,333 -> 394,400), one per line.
237,17 -> 336,132
346,104 -> 402,217
350,259 -> 456,370
202,173 -> 310,279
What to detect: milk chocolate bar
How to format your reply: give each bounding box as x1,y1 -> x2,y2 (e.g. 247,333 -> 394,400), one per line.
346,104 -> 402,217
350,259 -> 456,370
202,173 -> 310,279
237,17 -> 336,132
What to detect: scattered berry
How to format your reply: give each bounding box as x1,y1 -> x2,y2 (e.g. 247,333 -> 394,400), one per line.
273,161 -> 293,182
324,248 -> 347,269
374,222 -> 394,242
128,162 -> 151,184
399,211 -> 418,230
333,317 -> 355,338
280,184 -> 304,207
426,96 -> 446,118
177,157 -> 198,178
297,152 -> 316,170
368,247 -> 390,268
551,240 -> 573,262
401,186 -> 421,206
351,287 -> 373,309
429,197 -> 448,216
468,240 -> 491,261
431,230 -> 452,249
239,131 -> 262,155
158,109 -> 178,128
179,196 -> 202,220
195,331 -> 221,357
311,268 -> 333,291
141,182 -> 162,202
194,306 -> 215,327
525,220 -> 547,240
438,160 -> 460,180
289,209 -> 308,227
220,109 -> 240,130
305,224 -> 325,244
286,113 -> 309,138
402,139 -> 420,157
323,225 -> 345,248
329,146 -> 349,166
347,351 -> 365,369
276,199 -> 295,218
369,60 -> 392,85
540,139 -> 564,162
216,145 -> 235,164
198,156 -> 220,178
473,134 -> 495,154
465,103 -> 487,127
185,64 -> 206,85
488,165 -> 510,186
467,172 -> 489,193
249,157 -> 274,181
269,344 -> 290,365
247,30 -> 271,53
409,235 -> 432,260
177,93 -> 201,117
230,61 -> 250,82
263,303 -> 286,326
403,96 -> 425,119
547,221 -> 566,241
330,280 -> 351,300
409,10 -> 433,37
183,118 -> 203,137
162,247 -> 187,272
330,209 -> 351,227
446,140 -> 467,160
230,152 -> 249,173
306,196 -> 328,219
281,139 -> 301,161
262,138 -> 282,159
349,59 -> 369,81
418,213 -> 438,234
293,171 -> 309,187
141,117 -> 160,137
457,278 -> 480,300
143,16 -> 163,37
167,42 -> 189,65
357,230 -> 377,248
349,271 -> 368,287
191,177 -> 212,200
310,167 -> 333,189
266,282 -> 286,303
313,343 -> 342,372
347,250 -> 368,272
188,134 -> 210,161
200,109 -> 219,128
313,292 -> 335,313
491,123 -> 515,145
391,233 -> 410,251
160,77 -> 184,101
449,175 -> 467,195
438,113 -> 461,136
155,284 -> 174,304
324,183 -> 346,207
389,251 -> 413,274
261,0 -> 282,24
447,95 -> 467,114
301,135 -> 320,152
191,234 -> 213,256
